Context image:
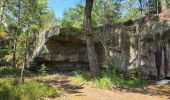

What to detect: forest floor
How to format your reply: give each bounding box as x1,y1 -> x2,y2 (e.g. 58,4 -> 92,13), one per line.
43,73 -> 170,100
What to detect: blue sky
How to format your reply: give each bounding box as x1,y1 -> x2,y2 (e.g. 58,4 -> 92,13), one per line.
48,0 -> 80,18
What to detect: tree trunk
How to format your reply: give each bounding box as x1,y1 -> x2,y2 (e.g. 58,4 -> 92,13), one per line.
0,0 -> 5,25
13,0 -> 21,68
154,48 -> 162,80
21,28 -> 28,83
139,0 -> 143,17
13,32 -> 17,68
163,44 -> 168,77
160,0 -> 168,15
156,0 -> 159,14
84,0 -> 101,76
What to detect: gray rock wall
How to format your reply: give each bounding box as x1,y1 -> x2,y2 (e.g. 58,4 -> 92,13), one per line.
30,16 -> 170,79
94,16 -> 170,79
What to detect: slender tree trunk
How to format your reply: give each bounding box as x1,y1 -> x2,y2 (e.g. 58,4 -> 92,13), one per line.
156,0 -> 159,14
139,0 -> 143,17
13,32 -> 17,68
160,0 -> 168,15
163,44 -> 168,77
84,0 -> 101,76
0,0 -> 5,25
21,27 -> 29,83
13,0 -> 21,68
155,47 -> 162,80
137,0 -> 143,68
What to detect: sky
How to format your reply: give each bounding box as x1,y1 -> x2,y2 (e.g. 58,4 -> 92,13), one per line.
48,0 -> 80,18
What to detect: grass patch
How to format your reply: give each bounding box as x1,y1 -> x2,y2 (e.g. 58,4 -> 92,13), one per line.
71,68 -> 148,89
0,79 -> 58,100
0,67 -> 31,77
0,67 -> 60,100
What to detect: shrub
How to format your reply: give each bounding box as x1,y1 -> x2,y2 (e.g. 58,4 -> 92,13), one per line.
71,68 -> 148,89
0,67 -> 31,77
38,64 -> 47,75
129,66 -> 144,79
0,66 -> 33,77
0,79 -> 57,100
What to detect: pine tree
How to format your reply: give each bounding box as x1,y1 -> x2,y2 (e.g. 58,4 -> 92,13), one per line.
84,0 -> 101,76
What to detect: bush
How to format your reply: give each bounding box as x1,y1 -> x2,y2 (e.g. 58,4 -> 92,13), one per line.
38,64 -> 47,75
0,67 -> 31,77
0,48 -> 11,58
71,68 -> 148,89
0,79 -> 57,100
129,66 -> 144,79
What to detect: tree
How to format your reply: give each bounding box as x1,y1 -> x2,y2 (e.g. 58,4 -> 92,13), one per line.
0,0 -> 56,81
168,0 -> 170,9
19,0 -> 57,82
84,0 -> 101,76
160,0 -> 169,15
62,4 -> 84,29
62,0 -> 120,28
13,0 -> 21,68
0,0 -> 6,25
120,0 -> 143,22
147,0 -> 161,14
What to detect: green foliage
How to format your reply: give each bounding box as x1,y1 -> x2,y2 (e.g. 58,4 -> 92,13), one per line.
15,0 -> 57,65
147,0 -> 161,14
0,48 -> 11,58
0,67 -> 30,77
62,4 -> 84,29
71,68 -> 148,89
62,0 -> 164,25
0,28 -> 7,37
16,32 -> 28,65
120,8 -> 142,22
129,67 -> 144,79
62,0 -> 120,28
0,0 -> 57,67
168,0 -> 170,9
119,0 -> 147,22
0,79 -> 57,100
38,64 -> 47,75
93,0 -> 120,24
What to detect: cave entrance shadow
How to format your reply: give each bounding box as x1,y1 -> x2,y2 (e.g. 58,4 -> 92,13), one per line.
44,72 -> 85,94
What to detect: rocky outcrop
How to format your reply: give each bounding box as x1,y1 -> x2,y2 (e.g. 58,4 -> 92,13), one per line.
28,27 -> 60,67
30,16 -> 170,79
94,16 -> 170,79
29,27 -> 96,71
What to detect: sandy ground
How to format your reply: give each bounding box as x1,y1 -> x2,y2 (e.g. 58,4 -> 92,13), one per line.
43,74 -> 170,100
56,86 -> 169,100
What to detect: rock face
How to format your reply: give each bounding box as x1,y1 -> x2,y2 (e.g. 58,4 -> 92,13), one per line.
30,16 -> 170,79
29,27 -> 103,71
94,16 -> 170,79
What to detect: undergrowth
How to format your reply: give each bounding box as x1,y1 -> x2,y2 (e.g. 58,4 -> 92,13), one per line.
38,64 -> 47,75
71,68 -> 148,89
0,79 -> 57,100
0,67 -> 31,77
0,67 -> 59,100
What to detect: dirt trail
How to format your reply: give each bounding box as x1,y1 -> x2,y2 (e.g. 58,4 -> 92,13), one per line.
58,86 -> 169,100
44,74 -> 169,100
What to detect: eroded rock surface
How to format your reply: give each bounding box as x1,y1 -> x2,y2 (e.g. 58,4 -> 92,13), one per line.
29,16 -> 170,79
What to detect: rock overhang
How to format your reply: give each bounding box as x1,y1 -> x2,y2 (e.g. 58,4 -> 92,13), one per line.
30,15 -> 170,79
